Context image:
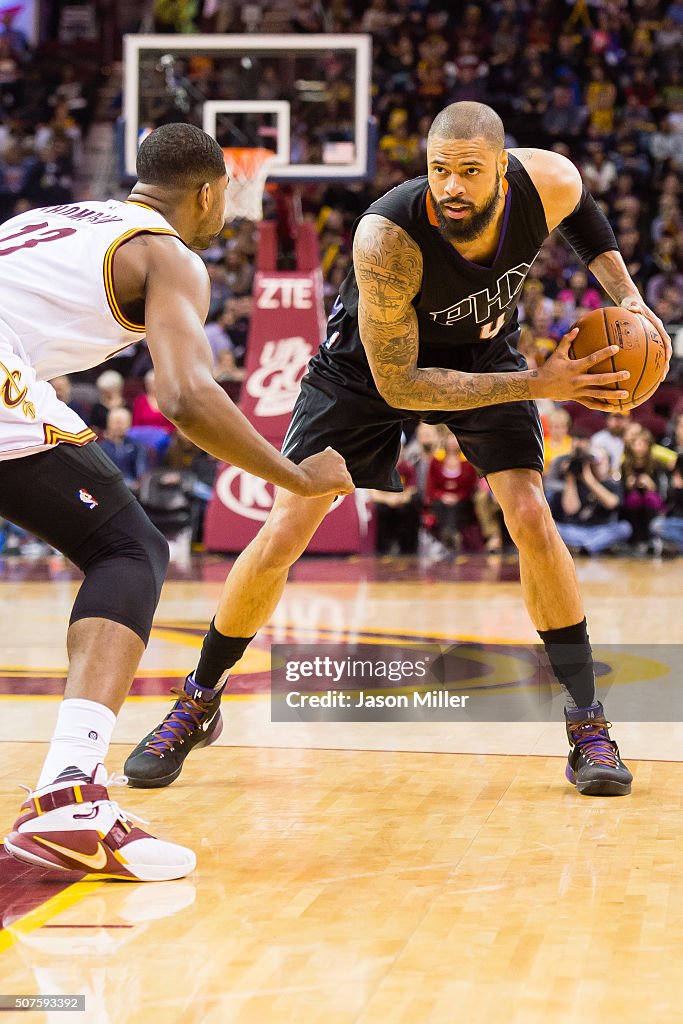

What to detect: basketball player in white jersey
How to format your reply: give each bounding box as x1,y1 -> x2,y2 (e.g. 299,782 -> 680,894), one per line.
0,123 -> 353,881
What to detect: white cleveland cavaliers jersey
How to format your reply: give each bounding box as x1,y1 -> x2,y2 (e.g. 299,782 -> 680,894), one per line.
0,199 -> 180,459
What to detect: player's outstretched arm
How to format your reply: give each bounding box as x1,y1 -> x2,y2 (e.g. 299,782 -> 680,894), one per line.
515,148 -> 672,372
354,217 -> 628,412
143,236 -> 353,498
587,252 -> 672,372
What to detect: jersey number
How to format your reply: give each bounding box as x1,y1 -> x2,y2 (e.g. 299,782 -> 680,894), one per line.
479,314 -> 505,340
0,222 -> 77,257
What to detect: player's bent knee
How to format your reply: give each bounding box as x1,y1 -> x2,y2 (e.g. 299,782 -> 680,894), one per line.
257,519 -> 311,570
254,497 -> 330,569
503,490 -> 554,549
69,502 -> 170,645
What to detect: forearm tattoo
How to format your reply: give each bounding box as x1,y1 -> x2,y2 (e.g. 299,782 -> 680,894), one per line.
354,216 -> 533,411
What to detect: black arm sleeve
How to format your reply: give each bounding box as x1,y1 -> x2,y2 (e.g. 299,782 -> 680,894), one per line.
556,187 -> 619,266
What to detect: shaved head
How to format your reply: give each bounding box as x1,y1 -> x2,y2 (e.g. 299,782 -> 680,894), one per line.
428,102 -> 505,153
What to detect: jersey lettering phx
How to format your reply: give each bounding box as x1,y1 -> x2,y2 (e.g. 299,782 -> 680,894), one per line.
429,261 -> 531,327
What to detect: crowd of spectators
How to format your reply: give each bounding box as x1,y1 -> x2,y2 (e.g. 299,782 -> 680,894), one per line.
0,11 -> 100,222
138,0 -> 683,341
2,1 -> 683,561
372,412 -> 683,559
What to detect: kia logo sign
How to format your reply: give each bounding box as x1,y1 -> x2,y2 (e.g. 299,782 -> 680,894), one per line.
216,466 -> 274,521
216,465 -> 346,522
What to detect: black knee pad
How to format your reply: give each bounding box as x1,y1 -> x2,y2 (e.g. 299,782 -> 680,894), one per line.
69,501 -> 170,645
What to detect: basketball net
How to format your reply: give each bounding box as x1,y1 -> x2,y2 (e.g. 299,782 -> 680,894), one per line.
222,147 -> 277,222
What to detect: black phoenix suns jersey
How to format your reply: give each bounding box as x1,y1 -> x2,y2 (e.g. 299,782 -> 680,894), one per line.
313,153 -> 549,387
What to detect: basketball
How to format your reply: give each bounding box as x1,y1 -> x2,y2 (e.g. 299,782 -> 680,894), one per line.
568,307 -> 666,411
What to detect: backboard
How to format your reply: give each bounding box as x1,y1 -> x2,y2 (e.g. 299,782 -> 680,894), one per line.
123,34 -> 372,183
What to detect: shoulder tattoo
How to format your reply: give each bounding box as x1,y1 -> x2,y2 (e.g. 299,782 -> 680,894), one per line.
353,217 -> 422,325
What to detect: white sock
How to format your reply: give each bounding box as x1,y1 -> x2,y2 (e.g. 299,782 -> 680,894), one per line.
36,698 -> 116,791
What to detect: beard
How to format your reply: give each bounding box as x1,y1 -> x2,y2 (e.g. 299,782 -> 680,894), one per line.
429,171 -> 502,243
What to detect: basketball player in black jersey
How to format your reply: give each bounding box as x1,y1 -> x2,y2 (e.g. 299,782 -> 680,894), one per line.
127,103 -> 671,797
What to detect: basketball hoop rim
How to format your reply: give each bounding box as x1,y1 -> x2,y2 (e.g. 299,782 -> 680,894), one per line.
222,147 -> 280,222
222,147 -> 280,182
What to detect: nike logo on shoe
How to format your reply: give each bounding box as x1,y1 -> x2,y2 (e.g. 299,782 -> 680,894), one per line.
201,711 -> 219,733
32,835 -> 108,870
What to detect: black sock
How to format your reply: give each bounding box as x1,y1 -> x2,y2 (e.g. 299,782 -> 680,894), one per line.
192,620 -> 255,690
537,618 -> 597,711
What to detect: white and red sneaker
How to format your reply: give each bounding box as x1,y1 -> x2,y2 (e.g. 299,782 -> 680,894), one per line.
3,765 -> 196,881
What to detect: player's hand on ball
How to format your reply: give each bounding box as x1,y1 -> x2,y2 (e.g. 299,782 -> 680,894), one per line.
535,327 -> 631,410
295,447 -> 355,497
619,296 -> 672,376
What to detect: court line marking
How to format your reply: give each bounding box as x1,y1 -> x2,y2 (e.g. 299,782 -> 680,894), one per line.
0,880 -> 104,958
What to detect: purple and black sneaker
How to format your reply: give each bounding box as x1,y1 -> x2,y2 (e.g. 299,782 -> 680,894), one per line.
565,703 -> 632,796
124,676 -> 223,789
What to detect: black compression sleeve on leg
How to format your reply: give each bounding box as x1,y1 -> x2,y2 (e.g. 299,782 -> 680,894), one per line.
69,502 -> 169,645
537,617 -> 597,711
556,187 -> 619,267
192,620 -> 256,689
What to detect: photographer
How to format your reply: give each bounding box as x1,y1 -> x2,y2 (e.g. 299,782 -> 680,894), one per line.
550,432 -> 632,555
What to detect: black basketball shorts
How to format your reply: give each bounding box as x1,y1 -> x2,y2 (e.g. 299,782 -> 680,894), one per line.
0,441 -> 137,559
282,336 -> 544,491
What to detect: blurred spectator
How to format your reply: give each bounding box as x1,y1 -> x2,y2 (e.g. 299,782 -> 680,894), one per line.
622,428 -> 668,549
205,258 -> 232,320
473,479 -> 504,553
550,442 -> 632,555
131,370 -> 175,434
651,455 -> 683,555
379,110 -> 420,166
426,434 -> 481,551
404,422 -> 443,501
98,407 -> 148,490
22,140 -> 74,207
544,408 -> 573,469
214,349 -> 246,386
223,245 -> 255,297
580,144 -> 617,196
542,86 -> 586,140
163,431 -> 218,543
585,65 -> 617,137
371,452 -> 420,556
50,374 -> 88,421
590,413 -> 627,476
219,296 -> 252,356
527,304 -> 560,364
650,114 -> 683,170
0,10 -> 29,56
89,370 -> 127,432
205,300 -> 245,375
48,65 -> 89,131
0,143 -> 30,217
557,269 -> 603,316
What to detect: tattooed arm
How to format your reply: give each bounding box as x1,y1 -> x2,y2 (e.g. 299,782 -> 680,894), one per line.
354,216 -> 629,412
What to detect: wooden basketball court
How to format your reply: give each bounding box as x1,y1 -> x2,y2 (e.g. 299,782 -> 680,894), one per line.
1,552 -> 682,1023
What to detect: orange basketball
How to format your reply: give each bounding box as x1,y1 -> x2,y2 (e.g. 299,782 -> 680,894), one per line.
568,307 -> 666,411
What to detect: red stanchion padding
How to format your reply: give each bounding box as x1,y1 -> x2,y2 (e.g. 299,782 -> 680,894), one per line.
255,220 -> 278,272
204,462 -> 373,554
295,222 -> 322,272
239,269 -> 327,437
